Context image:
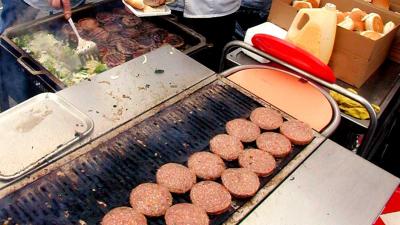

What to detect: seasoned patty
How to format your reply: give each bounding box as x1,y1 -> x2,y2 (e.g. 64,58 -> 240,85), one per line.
164,33 -> 185,48
250,107 -> 284,130
120,28 -> 141,38
165,203 -> 209,225
280,120 -> 314,145
190,181 -> 232,215
78,18 -> 99,31
88,27 -> 110,43
96,12 -> 119,24
256,132 -> 292,158
101,207 -> 147,225
221,168 -> 260,198
121,15 -> 142,28
226,119 -> 261,142
102,52 -> 126,68
238,149 -> 276,177
130,183 -> 173,217
210,134 -> 244,161
103,22 -> 123,33
188,152 -> 226,180
116,39 -> 141,56
156,163 -> 196,194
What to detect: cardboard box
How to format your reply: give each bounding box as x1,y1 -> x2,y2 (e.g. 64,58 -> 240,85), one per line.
268,0 -> 400,87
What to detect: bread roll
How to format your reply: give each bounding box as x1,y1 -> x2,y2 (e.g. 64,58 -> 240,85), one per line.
305,0 -> 320,8
372,0 -> 390,10
144,0 -> 166,7
143,5 -> 166,12
337,11 -> 346,24
363,13 -> 384,33
125,0 -> 145,10
384,21 -> 396,34
349,8 -> 367,22
338,17 -> 355,30
361,30 -> 383,40
293,1 -> 312,10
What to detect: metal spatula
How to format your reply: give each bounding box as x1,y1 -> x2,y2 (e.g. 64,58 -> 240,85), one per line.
68,18 -> 99,64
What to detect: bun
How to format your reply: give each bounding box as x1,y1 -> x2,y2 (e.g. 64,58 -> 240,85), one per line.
305,0 -> 320,8
143,5 -> 165,12
363,13 -> 384,33
144,0 -> 166,7
384,21 -> 396,34
349,8 -> 367,22
338,17 -> 355,30
372,0 -> 390,10
125,0 -> 145,10
337,11 -> 345,24
361,30 -> 383,40
292,1 -> 312,10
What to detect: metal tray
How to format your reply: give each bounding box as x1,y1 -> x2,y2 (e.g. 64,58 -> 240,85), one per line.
0,0 -> 207,91
0,93 -> 94,181
0,78 -> 327,225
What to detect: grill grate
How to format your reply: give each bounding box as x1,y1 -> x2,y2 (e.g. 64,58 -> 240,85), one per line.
0,82 -> 306,225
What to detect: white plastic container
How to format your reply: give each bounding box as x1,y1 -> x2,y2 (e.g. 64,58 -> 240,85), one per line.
243,22 -> 288,63
286,3 -> 337,64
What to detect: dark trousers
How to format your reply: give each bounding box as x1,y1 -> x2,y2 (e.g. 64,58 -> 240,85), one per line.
173,11 -> 237,71
0,0 -> 40,33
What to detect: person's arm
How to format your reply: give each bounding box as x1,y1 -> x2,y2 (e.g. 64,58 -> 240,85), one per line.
48,0 -> 72,19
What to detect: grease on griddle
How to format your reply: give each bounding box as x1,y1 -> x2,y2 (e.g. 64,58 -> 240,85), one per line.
155,69 -> 164,74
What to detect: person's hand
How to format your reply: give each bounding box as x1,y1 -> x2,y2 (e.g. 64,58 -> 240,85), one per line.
48,0 -> 72,19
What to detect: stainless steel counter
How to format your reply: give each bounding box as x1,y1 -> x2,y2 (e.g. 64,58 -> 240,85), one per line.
0,45 -> 215,189
241,139 -> 399,225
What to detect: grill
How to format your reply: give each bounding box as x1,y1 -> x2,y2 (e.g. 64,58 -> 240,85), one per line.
0,80 -> 316,225
0,0 -> 207,91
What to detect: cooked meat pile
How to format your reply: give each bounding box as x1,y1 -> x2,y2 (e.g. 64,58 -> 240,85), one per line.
62,7 -> 186,68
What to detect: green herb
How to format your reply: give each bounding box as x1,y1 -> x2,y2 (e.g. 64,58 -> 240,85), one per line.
94,64 -> 108,73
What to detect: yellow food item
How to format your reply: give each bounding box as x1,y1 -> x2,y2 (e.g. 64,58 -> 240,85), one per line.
330,88 -> 380,120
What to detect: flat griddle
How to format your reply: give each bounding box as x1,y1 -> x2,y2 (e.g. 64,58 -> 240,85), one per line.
0,78 -> 326,225
0,0 -> 207,91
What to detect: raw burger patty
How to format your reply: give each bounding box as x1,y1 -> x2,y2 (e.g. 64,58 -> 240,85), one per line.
221,168 -> 260,198
280,120 -> 314,145
210,134 -> 244,161
256,132 -> 292,158
165,203 -> 209,225
129,183 -> 172,217
250,107 -> 283,130
226,119 -> 261,142
188,152 -> 226,180
101,207 -> 147,225
190,181 -> 231,215
156,163 -> 196,194
238,149 -> 276,177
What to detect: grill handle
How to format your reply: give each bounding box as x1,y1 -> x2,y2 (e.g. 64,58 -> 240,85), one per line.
17,56 -> 46,76
219,40 -> 378,159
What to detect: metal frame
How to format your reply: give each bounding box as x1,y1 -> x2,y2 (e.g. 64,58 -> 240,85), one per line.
219,41 -> 378,158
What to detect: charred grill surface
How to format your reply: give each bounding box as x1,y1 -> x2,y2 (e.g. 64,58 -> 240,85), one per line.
0,83 -> 307,225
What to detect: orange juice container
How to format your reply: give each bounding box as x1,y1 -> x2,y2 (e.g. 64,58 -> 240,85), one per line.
286,3 -> 337,64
